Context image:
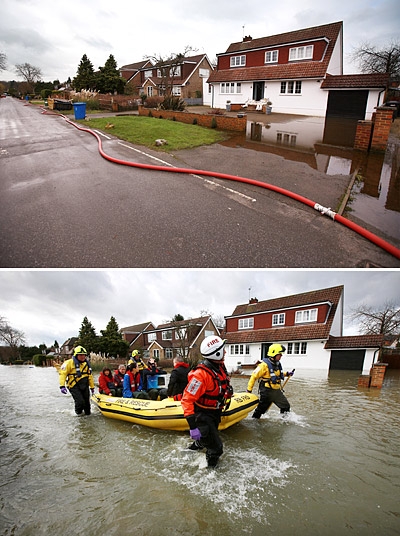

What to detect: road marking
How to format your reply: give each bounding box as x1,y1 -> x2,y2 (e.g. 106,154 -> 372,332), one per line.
117,141 -> 256,203
94,130 -> 112,140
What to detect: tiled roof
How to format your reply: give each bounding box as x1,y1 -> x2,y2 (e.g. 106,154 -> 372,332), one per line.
325,334 -> 383,349
120,322 -> 153,333
155,316 -> 210,330
209,21 -> 342,83
229,285 -> 343,316
225,286 -> 343,344
321,73 -> 389,89
120,60 -> 151,71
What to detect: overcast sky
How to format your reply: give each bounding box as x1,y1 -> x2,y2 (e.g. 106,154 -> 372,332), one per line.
0,269 -> 399,347
0,0 -> 399,83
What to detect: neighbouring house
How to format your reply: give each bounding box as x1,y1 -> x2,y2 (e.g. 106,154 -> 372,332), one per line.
60,337 -> 78,359
141,316 -> 220,363
120,54 -> 214,106
223,285 -> 383,374
120,321 -> 156,353
207,21 -> 388,118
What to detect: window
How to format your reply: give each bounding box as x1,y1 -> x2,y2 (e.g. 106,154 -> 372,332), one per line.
165,348 -> 173,359
280,81 -> 302,94
265,50 -> 278,63
144,70 -> 152,79
289,45 -> 313,61
287,342 -> 308,355
162,330 -> 172,340
239,317 -> 254,330
272,313 -> 285,326
170,65 -> 181,77
205,330 -> 215,338
175,327 -> 187,339
229,344 -> 250,355
230,55 -> 246,67
147,86 -> 153,97
153,349 -> 160,359
147,332 -> 156,342
220,82 -> 242,94
172,86 -> 181,96
295,308 -> 317,323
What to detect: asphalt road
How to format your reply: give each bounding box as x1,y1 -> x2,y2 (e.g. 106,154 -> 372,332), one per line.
0,97 -> 399,268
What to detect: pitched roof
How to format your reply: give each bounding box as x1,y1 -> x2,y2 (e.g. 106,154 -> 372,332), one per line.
321,73 -> 389,89
154,316 -> 211,330
324,334 -> 383,349
209,21 -> 343,83
120,322 -> 154,333
225,285 -> 343,344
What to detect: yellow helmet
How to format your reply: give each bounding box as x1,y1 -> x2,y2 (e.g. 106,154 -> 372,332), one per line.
131,350 -> 139,357
267,344 -> 286,358
73,345 -> 87,356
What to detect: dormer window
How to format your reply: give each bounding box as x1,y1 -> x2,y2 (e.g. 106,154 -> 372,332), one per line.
289,45 -> 313,61
295,308 -> 317,323
265,50 -> 278,63
230,55 -> 246,67
239,317 -> 254,330
272,313 -> 285,326
162,330 -> 172,340
147,333 -> 156,342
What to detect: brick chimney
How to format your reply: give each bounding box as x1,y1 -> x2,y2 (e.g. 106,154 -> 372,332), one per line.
249,297 -> 258,304
243,35 -> 253,42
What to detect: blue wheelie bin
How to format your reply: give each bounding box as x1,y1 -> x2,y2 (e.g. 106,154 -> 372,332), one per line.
73,102 -> 86,120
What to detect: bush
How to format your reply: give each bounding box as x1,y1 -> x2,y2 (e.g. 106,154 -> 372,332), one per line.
33,354 -> 46,366
144,96 -> 164,108
161,95 -> 186,111
85,98 -> 100,110
41,89 -> 53,99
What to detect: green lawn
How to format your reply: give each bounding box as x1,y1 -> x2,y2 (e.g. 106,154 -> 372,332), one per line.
80,115 -> 227,151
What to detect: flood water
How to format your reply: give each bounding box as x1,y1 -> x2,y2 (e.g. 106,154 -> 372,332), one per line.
1,365 -> 399,536
224,114 -> 400,241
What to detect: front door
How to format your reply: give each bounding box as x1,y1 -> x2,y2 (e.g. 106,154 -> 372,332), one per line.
253,82 -> 264,101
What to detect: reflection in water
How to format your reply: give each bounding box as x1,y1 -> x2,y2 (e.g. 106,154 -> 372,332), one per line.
225,114 -> 400,241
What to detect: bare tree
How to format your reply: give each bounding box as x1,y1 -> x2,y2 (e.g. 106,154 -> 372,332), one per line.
15,62 -> 43,91
0,315 -> 26,360
350,41 -> 400,80
350,303 -> 400,335
0,52 -> 7,72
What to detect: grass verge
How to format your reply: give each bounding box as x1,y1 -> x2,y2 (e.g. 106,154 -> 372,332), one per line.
80,115 -> 227,151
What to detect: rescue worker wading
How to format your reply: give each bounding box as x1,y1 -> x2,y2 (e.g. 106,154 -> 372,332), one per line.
181,336 -> 232,468
59,346 -> 95,415
247,343 -> 294,418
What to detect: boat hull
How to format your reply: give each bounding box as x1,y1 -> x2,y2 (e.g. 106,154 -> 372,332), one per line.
92,392 -> 259,431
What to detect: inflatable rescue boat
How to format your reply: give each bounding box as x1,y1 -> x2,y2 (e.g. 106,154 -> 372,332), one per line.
92,391 -> 259,431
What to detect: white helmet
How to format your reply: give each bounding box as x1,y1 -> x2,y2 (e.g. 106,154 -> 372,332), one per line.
200,335 -> 226,361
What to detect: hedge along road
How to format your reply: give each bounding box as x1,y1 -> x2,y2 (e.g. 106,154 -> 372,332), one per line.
0,97 -> 399,268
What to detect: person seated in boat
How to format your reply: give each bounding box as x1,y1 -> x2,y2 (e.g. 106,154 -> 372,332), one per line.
113,364 -> 126,397
123,363 -> 150,399
159,356 -> 189,400
98,367 -> 118,396
247,343 -> 294,418
181,336 -> 233,468
142,357 -> 166,390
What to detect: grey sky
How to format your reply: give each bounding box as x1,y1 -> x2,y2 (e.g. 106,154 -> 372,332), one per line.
1,0 -> 399,83
0,269 -> 399,347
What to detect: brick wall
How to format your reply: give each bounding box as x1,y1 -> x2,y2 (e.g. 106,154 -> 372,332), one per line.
138,105 -> 247,132
354,120 -> 373,151
370,107 -> 394,152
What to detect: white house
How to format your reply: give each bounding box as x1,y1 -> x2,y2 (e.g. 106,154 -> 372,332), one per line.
223,285 -> 383,375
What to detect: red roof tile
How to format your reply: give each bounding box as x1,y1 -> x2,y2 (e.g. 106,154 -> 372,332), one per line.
321,73 -> 389,89
325,335 -> 383,349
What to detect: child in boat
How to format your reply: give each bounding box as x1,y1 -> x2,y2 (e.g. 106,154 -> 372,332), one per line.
123,363 -> 150,399
98,367 -> 118,396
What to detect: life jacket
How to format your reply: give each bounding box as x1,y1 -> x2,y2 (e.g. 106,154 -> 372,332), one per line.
194,361 -> 232,410
127,370 -> 141,392
63,357 -> 92,389
261,357 -> 284,387
128,357 -> 145,371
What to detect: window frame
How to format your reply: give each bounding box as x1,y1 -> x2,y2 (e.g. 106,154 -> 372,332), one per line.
230,55 -> 246,67
229,344 -> 250,355
295,308 -> 318,324
286,341 -> 308,355
272,313 -> 285,326
265,50 -> 279,63
147,332 -> 156,342
162,330 -> 173,340
289,45 -> 313,61
238,317 -> 254,330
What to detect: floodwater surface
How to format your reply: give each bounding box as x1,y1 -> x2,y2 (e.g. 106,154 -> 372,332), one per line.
1,366 -> 399,536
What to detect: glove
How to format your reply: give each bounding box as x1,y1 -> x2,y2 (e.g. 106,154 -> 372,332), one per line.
189,428 -> 202,441
287,370 -> 295,377
90,388 -> 95,395
60,387 -> 68,395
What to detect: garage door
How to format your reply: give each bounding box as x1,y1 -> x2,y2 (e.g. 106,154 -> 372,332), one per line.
326,90 -> 368,119
329,350 -> 366,371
